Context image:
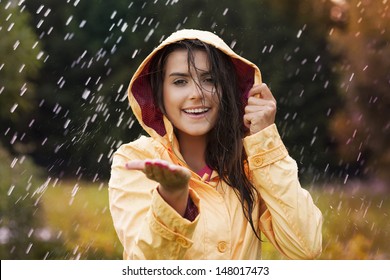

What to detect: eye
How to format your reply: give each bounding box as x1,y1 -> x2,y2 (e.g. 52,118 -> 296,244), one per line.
173,79 -> 187,86
202,76 -> 215,85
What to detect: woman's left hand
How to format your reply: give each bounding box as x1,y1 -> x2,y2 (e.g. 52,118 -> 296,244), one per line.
243,83 -> 277,135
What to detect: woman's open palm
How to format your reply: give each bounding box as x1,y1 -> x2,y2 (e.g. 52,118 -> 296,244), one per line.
125,159 -> 191,192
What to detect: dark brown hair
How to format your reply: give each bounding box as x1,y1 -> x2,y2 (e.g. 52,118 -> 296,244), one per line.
148,39 -> 261,240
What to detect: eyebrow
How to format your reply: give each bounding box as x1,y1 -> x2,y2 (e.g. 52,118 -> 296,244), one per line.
168,72 -> 189,77
168,71 -> 211,77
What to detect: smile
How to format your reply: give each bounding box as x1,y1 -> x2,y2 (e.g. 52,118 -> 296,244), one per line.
183,108 -> 210,114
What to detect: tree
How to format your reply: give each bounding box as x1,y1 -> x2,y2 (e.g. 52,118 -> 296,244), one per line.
0,0 -> 42,153
20,0 -> 345,184
328,0 -> 390,189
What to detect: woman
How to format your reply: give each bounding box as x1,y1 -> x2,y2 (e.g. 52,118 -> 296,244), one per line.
108,29 -> 323,259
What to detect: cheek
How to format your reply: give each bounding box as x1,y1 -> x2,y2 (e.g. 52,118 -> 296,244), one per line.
162,84 -> 170,112
209,91 -> 221,108
162,88 -> 177,117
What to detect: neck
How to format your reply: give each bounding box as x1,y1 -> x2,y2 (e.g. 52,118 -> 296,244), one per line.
177,133 -> 207,173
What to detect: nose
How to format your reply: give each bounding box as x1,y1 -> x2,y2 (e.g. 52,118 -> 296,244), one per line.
188,80 -> 203,100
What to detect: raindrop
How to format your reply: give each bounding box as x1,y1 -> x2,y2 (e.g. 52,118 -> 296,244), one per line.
144,28 -> 154,42
54,144 -> 63,153
64,119 -> 71,129
110,11 -> 117,20
36,51 -> 44,60
26,243 -> 33,254
97,153 -> 103,163
13,40 -> 20,50
7,185 -> 15,196
121,22 -> 128,32
44,8 -> 51,17
32,41 -> 39,49
131,49 -> 138,59
19,64 -> 25,73
343,174 -> 349,184
297,29 -> 303,38
65,16 -> 73,26
79,20 -> 87,28
223,8 -> 229,16
10,103 -> 18,113
324,163 -> 329,172
36,5 -> 44,14
82,89 -> 91,100
10,157 -> 18,168
71,183 -> 79,197
324,80 -> 329,88
10,133 -> 17,144
37,19 -> 44,29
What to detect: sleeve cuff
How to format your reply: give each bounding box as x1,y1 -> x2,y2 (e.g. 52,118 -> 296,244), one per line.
147,188 -> 199,247
243,124 -> 289,169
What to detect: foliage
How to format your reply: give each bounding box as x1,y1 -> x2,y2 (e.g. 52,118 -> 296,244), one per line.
328,0 -> 390,187
5,0 -> 343,184
38,180 -> 390,260
0,1 -> 42,152
40,180 -> 122,259
0,145 -> 65,259
262,183 -> 390,260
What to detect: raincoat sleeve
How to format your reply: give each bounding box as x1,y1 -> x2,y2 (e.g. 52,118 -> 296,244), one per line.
108,140 -> 200,260
243,124 -> 323,259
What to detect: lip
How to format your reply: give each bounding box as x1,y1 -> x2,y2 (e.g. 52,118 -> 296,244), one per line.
182,106 -> 211,118
182,106 -> 210,111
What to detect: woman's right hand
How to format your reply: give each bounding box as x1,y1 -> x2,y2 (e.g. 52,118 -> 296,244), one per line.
125,159 -> 191,215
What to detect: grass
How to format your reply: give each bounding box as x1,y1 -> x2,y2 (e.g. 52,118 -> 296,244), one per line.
41,180 -> 390,260
41,180 -> 123,259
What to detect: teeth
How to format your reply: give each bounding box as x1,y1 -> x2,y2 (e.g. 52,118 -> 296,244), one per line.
184,108 -> 209,114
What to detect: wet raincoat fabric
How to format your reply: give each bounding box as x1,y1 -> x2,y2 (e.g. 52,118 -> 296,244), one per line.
108,29 -> 323,260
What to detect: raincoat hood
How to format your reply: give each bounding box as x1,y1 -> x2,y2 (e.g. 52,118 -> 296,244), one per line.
128,29 -> 262,146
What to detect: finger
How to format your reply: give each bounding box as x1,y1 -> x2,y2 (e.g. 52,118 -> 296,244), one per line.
144,160 -> 156,179
244,100 -> 275,113
247,84 -> 263,98
243,114 -> 251,128
125,160 -> 146,171
248,83 -> 275,101
146,159 -> 168,179
258,83 -> 275,101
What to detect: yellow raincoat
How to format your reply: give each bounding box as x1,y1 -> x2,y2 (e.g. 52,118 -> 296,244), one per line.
108,29 -> 323,260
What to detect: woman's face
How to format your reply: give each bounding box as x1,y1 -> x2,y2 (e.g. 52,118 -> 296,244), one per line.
162,49 -> 220,138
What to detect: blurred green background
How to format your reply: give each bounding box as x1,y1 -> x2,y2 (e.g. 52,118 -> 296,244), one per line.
1,0 -> 389,259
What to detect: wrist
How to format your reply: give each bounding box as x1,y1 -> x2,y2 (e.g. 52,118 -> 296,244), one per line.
157,184 -> 189,216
